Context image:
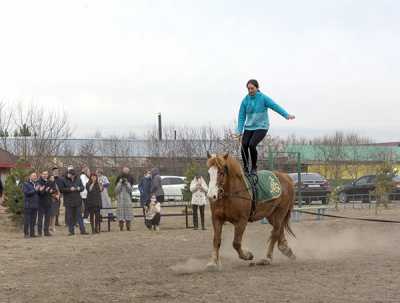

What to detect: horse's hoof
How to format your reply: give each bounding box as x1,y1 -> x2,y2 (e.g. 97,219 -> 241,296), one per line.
289,254 -> 296,261
245,251 -> 254,261
206,262 -> 221,272
256,258 -> 272,266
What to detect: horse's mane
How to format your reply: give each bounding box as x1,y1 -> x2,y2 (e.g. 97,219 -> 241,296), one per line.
207,154 -> 245,181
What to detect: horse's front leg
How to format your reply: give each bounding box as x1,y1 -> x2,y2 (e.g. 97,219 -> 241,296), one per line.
207,215 -> 223,271
233,219 -> 254,261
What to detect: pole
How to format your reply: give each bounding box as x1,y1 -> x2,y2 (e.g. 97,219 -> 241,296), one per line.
157,113 -> 162,141
268,148 -> 274,170
297,152 -> 303,208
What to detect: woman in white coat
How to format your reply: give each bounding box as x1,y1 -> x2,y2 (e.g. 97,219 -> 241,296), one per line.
190,175 -> 208,230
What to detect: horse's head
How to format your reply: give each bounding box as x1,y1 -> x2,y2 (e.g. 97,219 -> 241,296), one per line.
206,152 -> 230,202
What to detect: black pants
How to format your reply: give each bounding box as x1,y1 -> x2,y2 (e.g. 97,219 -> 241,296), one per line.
88,207 -> 100,233
64,206 -> 68,226
192,205 -> 205,229
24,208 -> 38,237
145,213 -> 161,229
37,206 -> 52,235
67,206 -> 86,235
241,129 -> 268,172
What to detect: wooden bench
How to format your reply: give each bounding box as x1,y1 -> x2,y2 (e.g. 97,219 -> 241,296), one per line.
100,202 -> 191,231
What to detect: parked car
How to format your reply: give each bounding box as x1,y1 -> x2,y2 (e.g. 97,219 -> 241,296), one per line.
337,175 -> 400,203
131,176 -> 186,202
288,173 -> 331,205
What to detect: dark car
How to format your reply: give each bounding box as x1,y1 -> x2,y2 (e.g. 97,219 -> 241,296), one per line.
338,175 -> 400,203
288,173 -> 331,205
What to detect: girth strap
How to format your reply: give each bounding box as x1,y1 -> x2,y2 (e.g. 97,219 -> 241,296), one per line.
246,173 -> 259,222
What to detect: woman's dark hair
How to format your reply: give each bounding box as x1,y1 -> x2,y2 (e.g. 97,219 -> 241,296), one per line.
246,79 -> 259,89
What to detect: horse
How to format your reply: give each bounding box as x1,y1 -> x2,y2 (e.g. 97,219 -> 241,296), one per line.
206,152 -> 296,269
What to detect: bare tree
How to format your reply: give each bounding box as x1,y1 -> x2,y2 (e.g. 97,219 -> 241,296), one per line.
344,132 -> 373,180
0,100 -> 13,151
13,102 -> 72,171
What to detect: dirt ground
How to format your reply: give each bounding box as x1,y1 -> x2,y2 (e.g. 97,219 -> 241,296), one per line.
0,206 -> 400,303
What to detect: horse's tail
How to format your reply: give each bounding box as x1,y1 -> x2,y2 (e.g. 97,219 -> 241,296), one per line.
283,202 -> 296,238
283,174 -> 296,238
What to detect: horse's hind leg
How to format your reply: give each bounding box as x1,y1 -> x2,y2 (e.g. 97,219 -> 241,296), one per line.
233,220 -> 254,261
278,233 -> 296,260
255,223 -> 280,266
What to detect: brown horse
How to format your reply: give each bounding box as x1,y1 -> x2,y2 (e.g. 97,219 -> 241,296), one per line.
206,152 -> 296,270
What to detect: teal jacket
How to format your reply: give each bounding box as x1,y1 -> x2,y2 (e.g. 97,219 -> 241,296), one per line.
237,91 -> 289,134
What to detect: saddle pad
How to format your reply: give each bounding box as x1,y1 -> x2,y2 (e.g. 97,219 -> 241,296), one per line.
244,170 -> 282,203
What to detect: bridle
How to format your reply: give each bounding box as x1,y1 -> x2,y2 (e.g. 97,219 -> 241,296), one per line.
213,164 -> 252,201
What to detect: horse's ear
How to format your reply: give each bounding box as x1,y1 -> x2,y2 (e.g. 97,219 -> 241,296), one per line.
223,152 -> 229,160
207,151 -> 212,159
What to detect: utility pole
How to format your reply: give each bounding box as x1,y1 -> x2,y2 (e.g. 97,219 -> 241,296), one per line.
157,113 -> 162,141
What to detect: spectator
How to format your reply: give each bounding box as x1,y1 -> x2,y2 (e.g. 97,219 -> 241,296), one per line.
23,172 -> 40,238
115,167 -> 134,231
150,168 -> 164,203
59,169 -> 88,236
86,173 -> 102,234
63,165 -> 74,227
80,167 -> 91,224
144,194 -> 161,231
97,169 -> 113,221
190,175 -> 208,230
51,167 -> 63,226
49,175 -> 60,234
0,177 -> 3,205
37,171 -> 57,237
139,170 -> 152,216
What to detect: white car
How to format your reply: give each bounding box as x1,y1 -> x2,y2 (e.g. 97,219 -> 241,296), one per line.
131,176 -> 186,202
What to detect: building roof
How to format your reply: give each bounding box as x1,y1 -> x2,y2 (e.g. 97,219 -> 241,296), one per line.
0,149 -> 18,168
284,144 -> 400,163
365,142 -> 400,147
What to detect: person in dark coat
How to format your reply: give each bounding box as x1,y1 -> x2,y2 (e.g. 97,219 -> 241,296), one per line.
59,169 -> 88,236
150,168 -> 164,203
86,173 -> 102,234
37,171 -> 57,237
0,177 -> 3,201
62,165 -> 74,227
23,172 -> 40,238
51,167 -> 63,226
139,170 -> 152,218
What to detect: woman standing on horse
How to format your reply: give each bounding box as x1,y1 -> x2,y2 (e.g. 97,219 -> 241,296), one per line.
237,79 -> 295,175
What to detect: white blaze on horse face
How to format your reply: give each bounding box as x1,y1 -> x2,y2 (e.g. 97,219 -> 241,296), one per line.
207,166 -> 219,201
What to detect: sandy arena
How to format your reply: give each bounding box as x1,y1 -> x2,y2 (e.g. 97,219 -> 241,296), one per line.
1,206 -> 399,303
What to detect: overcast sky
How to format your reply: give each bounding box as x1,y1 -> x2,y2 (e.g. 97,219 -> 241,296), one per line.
0,0 -> 399,141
